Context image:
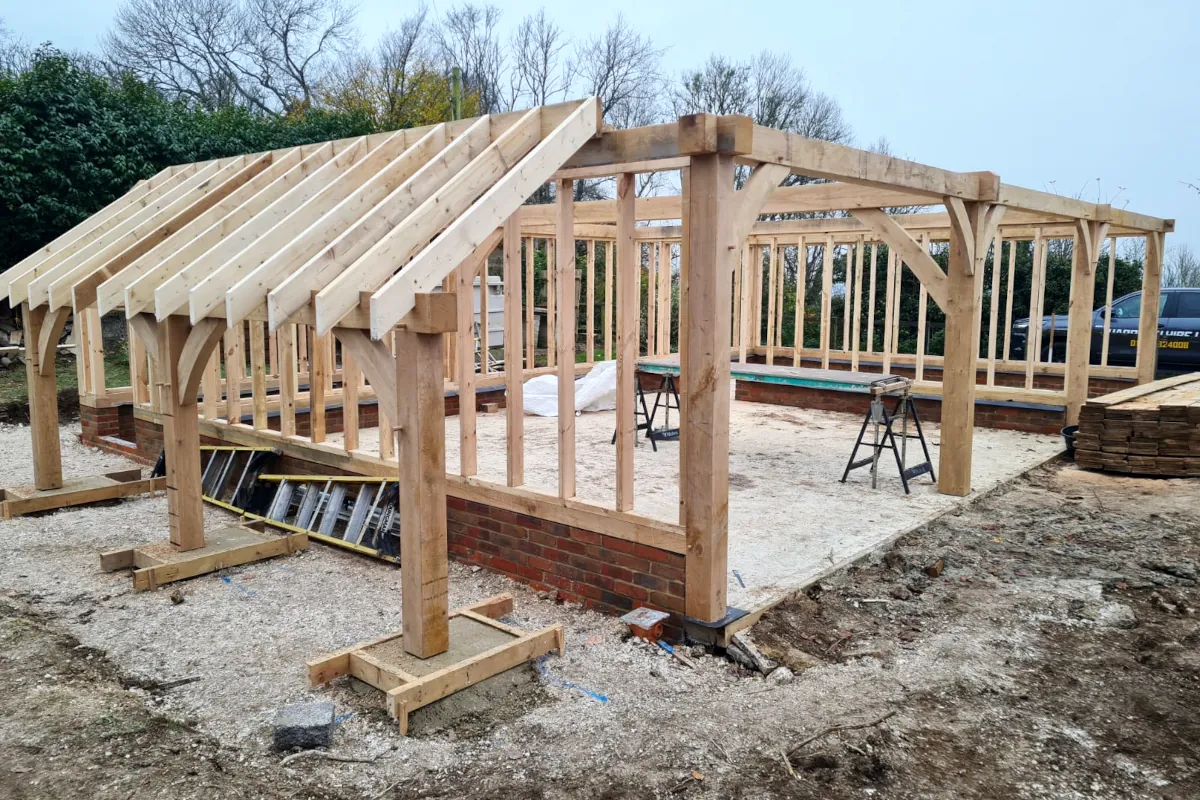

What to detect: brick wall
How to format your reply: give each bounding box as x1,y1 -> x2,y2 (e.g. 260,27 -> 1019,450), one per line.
83,383 -> 508,455
734,380 -> 1067,435
447,496 -> 685,622
80,403 -> 122,443
746,354 -> 1136,397
444,387 -> 507,416
79,403 -> 142,460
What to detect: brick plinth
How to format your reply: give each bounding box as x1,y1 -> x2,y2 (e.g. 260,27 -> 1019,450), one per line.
733,380 -> 1068,435
80,403 -> 143,460
745,354 -> 1135,398
729,357 -> 1134,435
447,495 -> 686,624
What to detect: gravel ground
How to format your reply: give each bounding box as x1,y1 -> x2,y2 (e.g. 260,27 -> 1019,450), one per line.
2,421 -> 1196,799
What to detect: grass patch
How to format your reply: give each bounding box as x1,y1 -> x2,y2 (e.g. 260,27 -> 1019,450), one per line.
0,345 -> 130,405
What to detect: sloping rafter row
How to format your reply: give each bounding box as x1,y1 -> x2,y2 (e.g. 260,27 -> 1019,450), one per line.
7,98 -> 603,344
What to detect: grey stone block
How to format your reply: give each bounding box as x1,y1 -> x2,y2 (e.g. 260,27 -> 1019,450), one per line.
274,701 -> 335,750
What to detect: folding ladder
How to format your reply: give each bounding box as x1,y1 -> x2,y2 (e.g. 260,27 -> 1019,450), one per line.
256,477 -> 402,558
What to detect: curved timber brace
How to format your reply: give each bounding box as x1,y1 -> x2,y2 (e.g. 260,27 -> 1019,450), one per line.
128,313 -> 164,375
177,319 -> 227,406
1064,219 -> 1111,424
36,307 -> 71,378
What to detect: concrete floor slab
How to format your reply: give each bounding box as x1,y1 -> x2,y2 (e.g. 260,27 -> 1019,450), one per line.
330,386 -> 1064,612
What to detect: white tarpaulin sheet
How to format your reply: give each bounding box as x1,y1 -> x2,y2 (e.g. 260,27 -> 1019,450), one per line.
523,360 -> 618,417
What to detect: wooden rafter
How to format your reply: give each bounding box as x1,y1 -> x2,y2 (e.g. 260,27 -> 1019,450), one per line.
263,122 -> 458,330
6,164 -> 203,305
20,161 -> 227,308
93,147 -> 307,315
362,99 -> 601,339
149,137 -> 376,320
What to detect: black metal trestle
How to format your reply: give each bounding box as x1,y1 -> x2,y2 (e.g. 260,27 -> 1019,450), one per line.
840,379 -> 935,495
612,375 -> 681,451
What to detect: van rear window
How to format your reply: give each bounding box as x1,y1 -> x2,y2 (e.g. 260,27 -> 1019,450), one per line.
1175,293 -> 1200,317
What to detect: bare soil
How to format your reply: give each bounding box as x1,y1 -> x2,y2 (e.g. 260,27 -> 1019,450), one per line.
2,444 -> 1198,799
737,462 -> 1200,799
0,593 -> 349,800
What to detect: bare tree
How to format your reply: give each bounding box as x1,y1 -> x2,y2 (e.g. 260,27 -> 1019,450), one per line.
672,51 -> 850,143
508,9 -> 572,109
750,52 -> 849,142
1164,244 -> 1200,288
0,18 -> 32,75
238,0 -> 356,110
671,54 -> 750,117
436,3 -> 504,113
574,14 -> 665,124
103,0 -> 355,112
104,0 -> 244,109
324,5 -> 440,127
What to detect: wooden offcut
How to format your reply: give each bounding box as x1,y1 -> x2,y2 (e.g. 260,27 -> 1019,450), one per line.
100,521 -> 308,591
1,470 -> 165,519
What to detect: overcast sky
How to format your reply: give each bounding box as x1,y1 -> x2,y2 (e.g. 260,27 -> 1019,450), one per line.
6,0 -> 1197,251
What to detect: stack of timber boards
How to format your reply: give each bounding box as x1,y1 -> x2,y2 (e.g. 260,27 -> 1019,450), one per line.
1075,374 -> 1200,476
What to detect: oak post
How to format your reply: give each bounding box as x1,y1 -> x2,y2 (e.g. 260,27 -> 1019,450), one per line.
1136,232 -> 1164,384
22,303 -> 64,490
939,203 -> 986,497
1065,222 -> 1103,424
682,153 -> 734,622
159,315 -> 205,551
396,326 -> 450,659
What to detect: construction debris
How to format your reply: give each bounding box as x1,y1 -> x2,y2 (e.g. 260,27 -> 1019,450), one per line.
620,607 -> 670,642
727,630 -> 777,674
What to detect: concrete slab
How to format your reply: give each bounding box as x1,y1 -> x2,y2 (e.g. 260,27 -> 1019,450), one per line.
327,385 -> 1064,613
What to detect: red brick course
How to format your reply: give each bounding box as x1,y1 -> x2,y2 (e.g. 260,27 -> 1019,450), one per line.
446,495 -> 685,622
728,357 -> 1133,435
733,380 -> 1068,435
750,353 -> 1134,397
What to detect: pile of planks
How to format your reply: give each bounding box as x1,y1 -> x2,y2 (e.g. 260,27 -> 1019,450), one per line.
1075,374 -> 1200,476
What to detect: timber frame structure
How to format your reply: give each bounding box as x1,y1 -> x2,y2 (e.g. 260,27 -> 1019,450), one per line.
4,97 -> 1173,637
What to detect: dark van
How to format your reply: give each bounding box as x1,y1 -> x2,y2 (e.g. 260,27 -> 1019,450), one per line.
1009,288 -> 1200,373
